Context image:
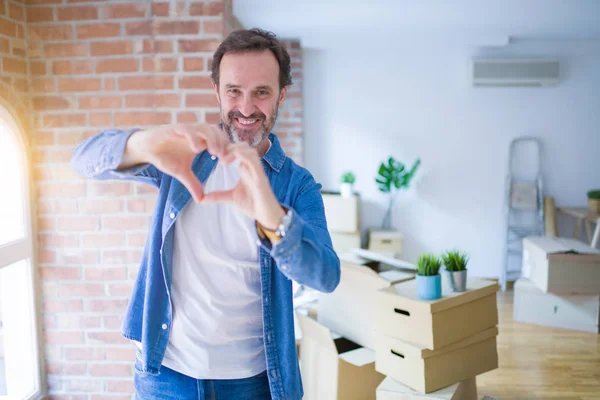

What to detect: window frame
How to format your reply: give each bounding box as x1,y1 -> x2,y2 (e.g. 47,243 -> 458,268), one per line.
0,102 -> 46,400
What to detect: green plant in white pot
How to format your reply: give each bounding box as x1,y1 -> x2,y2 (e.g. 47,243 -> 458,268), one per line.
416,253 -> 442,300
442,250 -> 469,292
375,156 -> 420,229
588,189 -> 600,213
340,171 -> 356,198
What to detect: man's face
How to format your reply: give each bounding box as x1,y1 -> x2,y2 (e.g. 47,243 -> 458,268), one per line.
214,50 -> 287,148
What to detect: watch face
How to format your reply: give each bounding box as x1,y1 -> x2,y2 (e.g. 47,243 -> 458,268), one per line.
277,211 -> 293,237
284,210 -> 293,226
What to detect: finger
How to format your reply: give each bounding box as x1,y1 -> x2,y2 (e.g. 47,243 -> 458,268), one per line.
227,144 -> 261,167
195,125 -> 221,157
226,142 -> 250,151
223,146 -> 264,183
201,189 -> 235,204
219,149 -> 237,165
218,142 -> 247,164
177,168 -> 205,202
210,125 -> 230,157
174,125 -> 205,153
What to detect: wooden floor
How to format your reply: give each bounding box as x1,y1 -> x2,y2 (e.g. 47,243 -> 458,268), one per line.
477,290 -> 600,400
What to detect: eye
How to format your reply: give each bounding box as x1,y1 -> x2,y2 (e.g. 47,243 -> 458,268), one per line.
256,90 -> 269,96
227,88 -> 240,95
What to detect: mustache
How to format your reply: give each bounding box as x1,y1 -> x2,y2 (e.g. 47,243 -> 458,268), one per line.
228,110 -> 266,121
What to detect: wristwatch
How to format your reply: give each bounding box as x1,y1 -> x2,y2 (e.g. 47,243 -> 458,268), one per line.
258,208 -> 293,243
274,209 -> 293,238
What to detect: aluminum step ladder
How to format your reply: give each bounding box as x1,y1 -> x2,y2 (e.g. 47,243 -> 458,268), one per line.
501,137 -> 544,291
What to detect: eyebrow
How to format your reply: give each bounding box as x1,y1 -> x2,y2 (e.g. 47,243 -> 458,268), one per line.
224,84 -> 274,91
255,85 -> 273,91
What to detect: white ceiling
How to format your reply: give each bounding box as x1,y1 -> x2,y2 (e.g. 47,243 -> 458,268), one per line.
233,0 -> 600,48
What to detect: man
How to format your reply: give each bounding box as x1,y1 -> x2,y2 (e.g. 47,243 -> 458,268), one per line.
71,28 -> 340,399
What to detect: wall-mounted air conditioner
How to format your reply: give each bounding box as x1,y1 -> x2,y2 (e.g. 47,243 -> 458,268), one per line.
471,58 -> 560,87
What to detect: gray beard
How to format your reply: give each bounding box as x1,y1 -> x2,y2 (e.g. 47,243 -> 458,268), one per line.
226,124 -> 268,147
222,98 -> 280,147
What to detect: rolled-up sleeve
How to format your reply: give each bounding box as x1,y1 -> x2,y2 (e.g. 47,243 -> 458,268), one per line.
71,128 -> 162,187
257,178 -> 341,293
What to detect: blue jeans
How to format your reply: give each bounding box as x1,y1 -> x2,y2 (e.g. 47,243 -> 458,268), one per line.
134,364 -> 271,400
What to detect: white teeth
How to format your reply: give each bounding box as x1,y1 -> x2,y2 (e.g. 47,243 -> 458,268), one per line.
238,119 -> 257,125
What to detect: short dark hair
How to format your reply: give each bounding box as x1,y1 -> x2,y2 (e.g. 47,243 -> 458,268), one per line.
211,28 -> 292,90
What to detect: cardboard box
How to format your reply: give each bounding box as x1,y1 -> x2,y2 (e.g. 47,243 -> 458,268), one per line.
322,192 -> 360,233
297,312 -> 385,400
376,278 -> 499,350
514,278 -> 600,333
369,230 -> 404,257
522,236 -> 600,294
352,249 -> 417,271
377,376 -> 478,400
319,260 -> 415,350
375,327 -> 498,394
331,232 -> 362,254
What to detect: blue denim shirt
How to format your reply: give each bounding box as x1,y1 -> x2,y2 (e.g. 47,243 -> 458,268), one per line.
71,128 -> 341,400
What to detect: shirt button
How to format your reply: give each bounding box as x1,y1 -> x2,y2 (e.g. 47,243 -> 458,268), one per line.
169,212 -> 175,219
162,324 -> 167,330
210,155 -> 216,160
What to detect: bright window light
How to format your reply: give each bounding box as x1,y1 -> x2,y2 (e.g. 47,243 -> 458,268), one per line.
0,260 -> 38,399
0,105 -> 42,400
0,121 -> 26,246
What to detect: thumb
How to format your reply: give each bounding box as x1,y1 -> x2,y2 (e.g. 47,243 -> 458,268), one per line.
177,169 -> 204,203
201,189 -> 235,204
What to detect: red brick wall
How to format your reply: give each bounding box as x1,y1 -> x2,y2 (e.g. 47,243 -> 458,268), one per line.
222,0 -> 243,35
0,1 -> 304,398
26,2 -> 227,397
0,0 -> 30,128
276,39 -> 304,164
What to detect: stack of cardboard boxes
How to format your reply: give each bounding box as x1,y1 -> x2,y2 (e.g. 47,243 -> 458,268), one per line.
374,277 -> 499,398
297,257 -> 413,399
515,236 -> 600,333
297,255 -> 500,399
322,192 -> 362,254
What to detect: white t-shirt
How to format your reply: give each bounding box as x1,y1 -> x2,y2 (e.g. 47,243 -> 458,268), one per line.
160,156 -> 267,379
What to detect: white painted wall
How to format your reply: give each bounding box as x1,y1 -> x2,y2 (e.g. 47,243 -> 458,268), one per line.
303,40 -> 600,278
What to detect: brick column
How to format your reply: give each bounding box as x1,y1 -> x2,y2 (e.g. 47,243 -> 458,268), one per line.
276,39 -> 304,164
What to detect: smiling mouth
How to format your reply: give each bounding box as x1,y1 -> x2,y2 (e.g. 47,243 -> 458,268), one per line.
234,117 -> 261,129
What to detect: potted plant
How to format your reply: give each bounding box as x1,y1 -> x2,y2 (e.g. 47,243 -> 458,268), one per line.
442,250 -> 469,292
340,171 -> 356,198
416,253 -> 442,300
588,190 -> 600,213
375,156 -> 420,229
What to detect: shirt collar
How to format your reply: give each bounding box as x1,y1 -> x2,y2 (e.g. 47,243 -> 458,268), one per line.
261,133 -> 286,173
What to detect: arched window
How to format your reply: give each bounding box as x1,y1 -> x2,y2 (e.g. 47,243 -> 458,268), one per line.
0,104 -> 43,399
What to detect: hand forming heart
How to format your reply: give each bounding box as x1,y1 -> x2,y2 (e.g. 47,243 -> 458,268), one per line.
125,124 -> 285,231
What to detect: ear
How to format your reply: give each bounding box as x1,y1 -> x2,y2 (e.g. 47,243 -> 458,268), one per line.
212,81 -> 221,105
278,87 -> 287,107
